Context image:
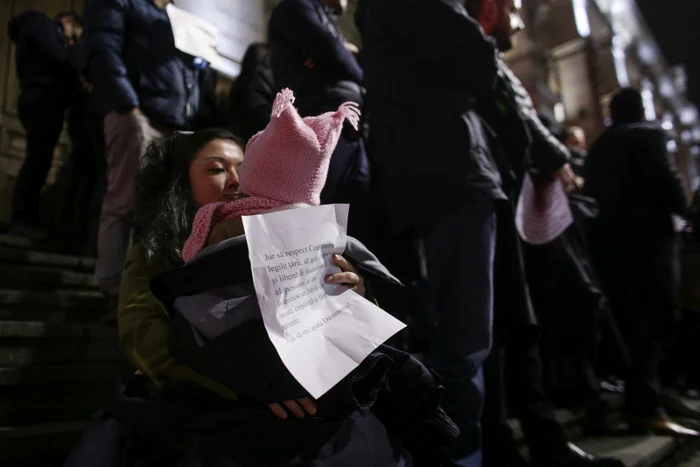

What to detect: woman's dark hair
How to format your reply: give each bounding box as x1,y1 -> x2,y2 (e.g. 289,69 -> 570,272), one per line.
134,128 -> 243,264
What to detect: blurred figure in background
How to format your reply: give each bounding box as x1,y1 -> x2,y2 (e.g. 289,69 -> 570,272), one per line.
463,0 -> 622,465
268,0 -> 372,243
584,87 -> 698,437
84,0 -> 208,320
564,126 -> 588,182
7,10 -> 79,237
228,43 -> 274,144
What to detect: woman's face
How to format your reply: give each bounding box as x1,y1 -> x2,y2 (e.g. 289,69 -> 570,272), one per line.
189,139 -> 244,208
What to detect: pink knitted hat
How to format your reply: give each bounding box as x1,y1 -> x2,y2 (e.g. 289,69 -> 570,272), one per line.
181,88 -> 360,262
240,88 -> 360,205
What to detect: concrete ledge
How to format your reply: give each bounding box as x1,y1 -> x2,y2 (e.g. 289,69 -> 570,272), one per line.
0,289 -> 104,309
0,364 -> 123,386
0,265 -> 97,289
0,246 -> 95,271
0,321 -> 116,339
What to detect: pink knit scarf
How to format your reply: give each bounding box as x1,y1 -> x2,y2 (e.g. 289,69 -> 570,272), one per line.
182,196 -> 286,262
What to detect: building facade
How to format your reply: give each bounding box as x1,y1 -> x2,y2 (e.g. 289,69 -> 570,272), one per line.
505,0 -> 700,198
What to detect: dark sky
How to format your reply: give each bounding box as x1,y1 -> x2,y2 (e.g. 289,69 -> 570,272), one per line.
636,0 -> 700,109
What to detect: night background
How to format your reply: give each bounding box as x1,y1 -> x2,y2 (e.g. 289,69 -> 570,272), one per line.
638,0 -> 700,109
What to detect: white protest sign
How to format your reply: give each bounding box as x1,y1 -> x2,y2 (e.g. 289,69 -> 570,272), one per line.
515,174 -> 574,245
166,4 -> 239,78
242,204 -> 406,399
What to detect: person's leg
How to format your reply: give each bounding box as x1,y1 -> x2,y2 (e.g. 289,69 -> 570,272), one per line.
96,111 -> 160,297
505,339 -> 569,455
422,200 -> 496,467
11,92 -> 66,229
482,337 -> 528,467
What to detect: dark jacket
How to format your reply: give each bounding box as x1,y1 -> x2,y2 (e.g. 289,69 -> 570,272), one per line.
229,43 -> 275,142
584,123 -> 687,338
83,0 -> 201,129
8,11 -> 76,95
269,0 -> 364,117
584,123 -> 686,248
147,234 -> 458,465
356,0 -> 506,235
479,59 -> 570,180
478,60 -> 572,336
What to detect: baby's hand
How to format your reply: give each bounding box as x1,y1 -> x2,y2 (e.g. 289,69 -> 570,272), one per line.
268,398 -> 316,419
324,254 -> 366,297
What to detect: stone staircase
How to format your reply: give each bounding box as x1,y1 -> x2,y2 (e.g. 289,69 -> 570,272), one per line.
0,233 -> 699,466
0,234 -> 126,467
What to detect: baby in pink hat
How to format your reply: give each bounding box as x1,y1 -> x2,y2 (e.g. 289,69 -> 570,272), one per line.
182,88 -> 360,261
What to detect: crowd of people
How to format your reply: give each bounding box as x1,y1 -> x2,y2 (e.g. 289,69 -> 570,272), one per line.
7,0 -> 700,466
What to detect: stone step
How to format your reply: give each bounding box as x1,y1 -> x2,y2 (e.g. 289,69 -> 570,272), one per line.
0,289 -> 105,311
0,420 -> 91,465
0,264 -> 97,290
0,320 -> 116,340
0,308 -> 101,323
579,433 -> 700,466
0,245 -> 95,272
0,340 -> 122,367
0,364 -> 124,386
0,381 -> 115,425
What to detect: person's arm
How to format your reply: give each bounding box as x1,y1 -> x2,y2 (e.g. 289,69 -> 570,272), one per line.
636,128 -> 687,215
24,16 -> 72,72
83,0 -> 139,112
270,0 -> 363,83
118,244 -> 237,399
496,61 -> 570,177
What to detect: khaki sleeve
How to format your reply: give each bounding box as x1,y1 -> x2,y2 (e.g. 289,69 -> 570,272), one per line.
117,244 -> 238,399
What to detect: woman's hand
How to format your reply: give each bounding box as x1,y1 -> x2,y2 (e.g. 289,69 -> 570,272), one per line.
324,254 -> 366,297
268,398 -> 317,420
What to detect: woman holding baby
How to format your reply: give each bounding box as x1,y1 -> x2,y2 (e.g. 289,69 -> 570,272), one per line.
65,90 -> 456,467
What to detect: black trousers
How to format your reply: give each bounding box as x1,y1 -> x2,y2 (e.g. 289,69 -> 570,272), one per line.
58,95 -> 104,237
590,232 -> 680,418
12,89 -> 67,227
483,333 -> 569,463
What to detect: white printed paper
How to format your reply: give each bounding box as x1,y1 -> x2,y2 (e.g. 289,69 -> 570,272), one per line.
515,174 -> 574,245
242,204 -> 406,399
166,4 -> 219,65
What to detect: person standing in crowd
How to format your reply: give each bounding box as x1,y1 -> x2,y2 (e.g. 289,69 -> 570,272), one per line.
228,43 -> 275,144
584,88 -> 699,437
84,0 -> 206,320
7,10 -> 79,237
356,1 -> 507,465
52,12 -> 102,252
563,126 -> 588,179
268,0 -> 371,242
463,1 -> 622,465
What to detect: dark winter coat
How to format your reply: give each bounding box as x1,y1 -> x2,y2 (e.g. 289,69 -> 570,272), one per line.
268,0 -> 363,117
8,11 -> 77,96
355,0 -> 506,235
584,123 -> 687,249
64,235 -> 458,466
83,0 -> 202,129
229,43 -> 275,143
584,123 -> 687,337
478,59 -> 573,336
